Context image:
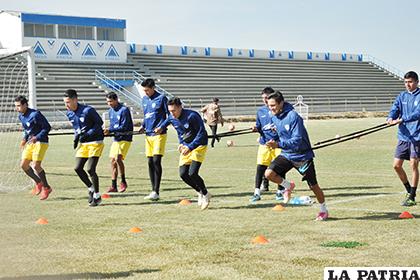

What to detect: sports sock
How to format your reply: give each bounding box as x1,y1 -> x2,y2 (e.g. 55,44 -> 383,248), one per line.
409,187 -> 417,200
404,182 -> 411,194
255,165 -> 267,189
112,179 -> 117,189
24,167 -> 41,184
277,185 -> 285,191
93,192 -> 101,199
37,170 -> 49,188
88,186 -> 94,193
254,188 -> 261,196
280,179 -> 291,190
320,203 -> 328,213
121,174 -> 126,184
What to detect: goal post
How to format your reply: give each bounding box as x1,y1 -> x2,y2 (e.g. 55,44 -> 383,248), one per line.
0,47 -> 36,192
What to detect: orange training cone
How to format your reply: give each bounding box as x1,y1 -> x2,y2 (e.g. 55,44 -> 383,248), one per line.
102,193 -> 111,199
129,227 -> 142,233
36,218 -> 48,225
272,204 -> 285,211
179,199 -> 192,205
399,211 -> 414,219
252,235 -> 269,244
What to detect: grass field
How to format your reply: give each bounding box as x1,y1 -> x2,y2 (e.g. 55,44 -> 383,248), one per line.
0,118 -> 419,280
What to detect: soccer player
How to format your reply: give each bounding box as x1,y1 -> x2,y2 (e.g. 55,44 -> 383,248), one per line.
249,87 -> 285,202
139,78 -> 169,201
264,91 -> 328,221
104,92 -> 133,193
155,97 -> 210,210
200,97 -> 224,148
63,89 -> 104,207
387,71 -> 420,206
15,95 -> 52,200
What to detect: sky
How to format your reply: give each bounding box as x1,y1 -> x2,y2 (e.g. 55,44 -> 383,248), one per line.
1,0 -> 419,74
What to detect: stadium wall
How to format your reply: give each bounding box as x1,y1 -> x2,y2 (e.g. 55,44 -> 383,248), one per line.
128,43 -> 363,62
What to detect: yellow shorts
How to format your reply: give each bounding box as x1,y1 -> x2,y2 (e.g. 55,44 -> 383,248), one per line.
257,144 -> 281,166
22,142 -> 48,161
76,142 -> 104,158
145,134 -> 167,157
109,141 -> 131,160
179,145 -> 207,166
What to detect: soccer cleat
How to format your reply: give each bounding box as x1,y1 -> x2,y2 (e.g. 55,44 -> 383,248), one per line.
119,182 -> 127,193
249,194 -> 261,203
275,191 -> 284,201
39,187 -> 52,200
201,192 -> 211,210
33,182 -> 43,196
89,196 -> 102,207
144,191 -> 160,201
197,192 -> 203,206
402,198 -> 417,207
107,186 -> 118,193
88,190 -> 94,204
400,193 -> 411,206
282,181 -> 295,204
315,211 -> 329,221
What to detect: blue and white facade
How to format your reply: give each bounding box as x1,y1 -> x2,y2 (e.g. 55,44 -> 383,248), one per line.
0,11 -> 127,63
128,44 -> 363,62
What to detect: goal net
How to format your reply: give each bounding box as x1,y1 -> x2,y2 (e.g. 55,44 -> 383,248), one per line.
0,47 -> 35,192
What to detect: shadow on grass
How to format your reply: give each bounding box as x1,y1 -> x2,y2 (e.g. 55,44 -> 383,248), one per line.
324,185 -> 394,191
0,268 -> 160,280
327,212 -> 410,221
102,199 -> 181,206
47,172 -> 180,182
215,202 -> 311,210
324,192 -> 392,198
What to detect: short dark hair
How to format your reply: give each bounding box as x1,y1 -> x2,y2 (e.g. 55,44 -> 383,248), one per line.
212,97 -> 219,103
404,71 -> 419,81
14,95 -> 28,105
141,78 -> 155,88
267,91 -> 284,103
64,89 -> 78,99
106,92 -> 118,100
262,87 -> 275,95
167,97 -> 183,106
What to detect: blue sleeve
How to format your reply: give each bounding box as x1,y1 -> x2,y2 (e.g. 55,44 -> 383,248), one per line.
85,108 -> 103,136
156,96 -> 169,128
34,111 -> 51,140
388,95 -> 401,120
402,104 -> 420,123
186,113 -> 207,150
278,114 -> 304,152
159,117 -> 171,130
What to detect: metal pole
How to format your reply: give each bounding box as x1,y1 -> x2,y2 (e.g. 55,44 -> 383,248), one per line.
26,48 -> 37,109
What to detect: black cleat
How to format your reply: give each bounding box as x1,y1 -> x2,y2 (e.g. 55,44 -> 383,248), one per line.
89,196 -> 102,207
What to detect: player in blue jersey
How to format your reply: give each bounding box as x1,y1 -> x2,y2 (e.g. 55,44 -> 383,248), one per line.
155,97 -> 211,210
104,92 -> 133,193
139,79 -> 169,201
249,87 -> 284,202
14,95 -> 52,200
63,89 -> 104,207
387,71 -> 420,207
265,91 -> 328,221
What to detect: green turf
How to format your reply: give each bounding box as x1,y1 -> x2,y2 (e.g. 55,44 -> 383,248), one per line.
0,118 -> 419,279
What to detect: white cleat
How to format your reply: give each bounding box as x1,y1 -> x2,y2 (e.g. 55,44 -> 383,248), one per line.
201,192 -> 211,210
144,191 -> 160,201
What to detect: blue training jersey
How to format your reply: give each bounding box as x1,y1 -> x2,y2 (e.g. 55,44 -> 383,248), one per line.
256,105 -> 279,145
388,88 -> 420,142
271,102 -> 314,162
66,103 -> 104,143
161,108 -> 208,150
141,91 -> 169,136
108,103 -> 133,142
18,108 -> 51,143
